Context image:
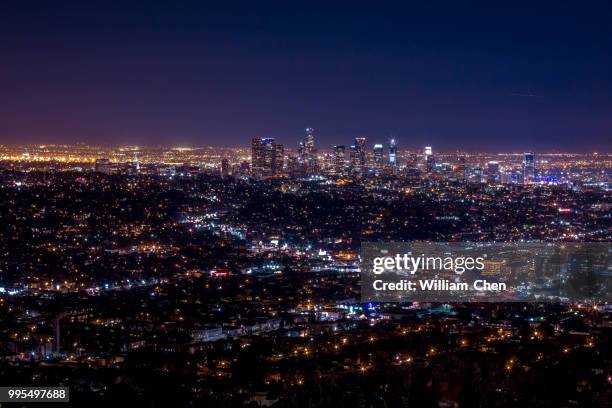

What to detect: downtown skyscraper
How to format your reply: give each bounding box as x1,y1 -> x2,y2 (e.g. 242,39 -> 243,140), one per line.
350,137 -> 367,175
251,137 -> 284,177
389,138 -> 398,169
304,128 -> 318,174
523,152 -> 535,184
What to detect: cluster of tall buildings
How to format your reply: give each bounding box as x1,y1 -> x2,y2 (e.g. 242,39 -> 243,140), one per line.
250,129 -> 538,183
251,128 -> 400,178
468,153 -> 535,185
89,136 -> 537,186
334,136 -> 395,176
251,137 -> 284,177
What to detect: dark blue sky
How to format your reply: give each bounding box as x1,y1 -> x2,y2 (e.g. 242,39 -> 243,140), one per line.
2,0 -> 611,151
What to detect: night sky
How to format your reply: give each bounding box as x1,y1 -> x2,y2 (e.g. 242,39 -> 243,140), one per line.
2,0 -> 612,151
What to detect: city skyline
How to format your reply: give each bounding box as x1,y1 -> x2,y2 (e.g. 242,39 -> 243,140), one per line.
1,137 -> 610,154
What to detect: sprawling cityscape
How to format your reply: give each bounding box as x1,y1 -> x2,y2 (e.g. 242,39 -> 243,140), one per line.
0,133 -> 610,406
3,1 -> 612,406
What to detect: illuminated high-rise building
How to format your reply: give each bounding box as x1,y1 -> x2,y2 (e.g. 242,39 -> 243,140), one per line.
388,138 -> 397,168
349,145 -> 359,174
350,137 -> 366,175
333,145 -> 346,175
251,137 -> 283,177
373,144 -> 384,169
251,137 -> 265,174
274,143 -> 284,174
305,128 -> 315,155
261,139 -> 275,175
424,146 -> 435,172
297,128 -> 317,174
523,152 -> 535,184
